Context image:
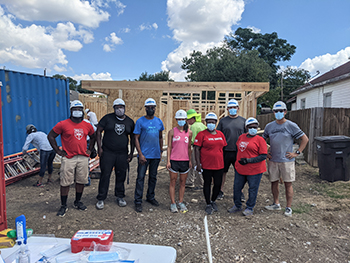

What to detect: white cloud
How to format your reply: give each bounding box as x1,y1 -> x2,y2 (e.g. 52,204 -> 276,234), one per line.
139,23 -> 158,31
0,0 -> 110,28
103,32 -> 123,52
72,72 -> 113,81
122,27 -> 130,33
53,65 -> 67,72
299,47 -> 350,75
247,26 -> 261,33
162,0 -> 245,80
0,6 -> 94,70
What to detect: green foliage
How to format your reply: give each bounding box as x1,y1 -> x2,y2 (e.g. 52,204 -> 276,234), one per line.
181,47 -> 272,82
52,74 -> 93,94
314,183 -> 350,199
293,203 -> 313,214
137,70 -> 174,81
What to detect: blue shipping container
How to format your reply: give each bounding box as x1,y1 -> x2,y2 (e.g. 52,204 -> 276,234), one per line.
0,69 -> 70,156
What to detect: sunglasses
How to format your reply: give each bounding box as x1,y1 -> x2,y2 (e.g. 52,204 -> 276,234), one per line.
273,110 -> 285,113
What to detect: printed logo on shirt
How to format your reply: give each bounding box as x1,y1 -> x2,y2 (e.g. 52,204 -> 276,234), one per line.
185,136 -> 189,143
173,136 -> 181,142
195,139 -> 198,143
214,138 -> 223,141
74,129 -> 84,140
239,141 -> 249,152
115,123 -> 125,135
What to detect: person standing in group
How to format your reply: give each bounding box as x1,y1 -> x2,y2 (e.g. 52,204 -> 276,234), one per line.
194,112 -> 227,215
216,99 -> 246,200
228,118 -> 267,216
48,100 -> 95,217
134,98 -> 164,213
85,109 -> 98,127
22,124 -> 56,187
95,98 -> 135,210
185,109 -> 206,190
166,110 -> 192,213
263,101 -> 309,217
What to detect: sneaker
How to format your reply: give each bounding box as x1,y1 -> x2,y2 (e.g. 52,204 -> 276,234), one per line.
178,202 -> 188,213
205,204 -> 213,215
284,207 -> 293,217
243,208 -> 254,216
265,203 -> 281,211
33,181 -> 44,187
211,201 -> 218,212
117,197 -> 127,207
170,203 -> 178,213
227,205 -> 242,213
73,201 -> 87,211
57,206 -> 68,217
135,204 -> 142,213
193,186 -> 203,191
217,191 -> 224,200
185,184 -> 195,189
96,200 -> 104,210
85,177 -> 91,186
146,199 -> 159,206
241,192 -> 246,202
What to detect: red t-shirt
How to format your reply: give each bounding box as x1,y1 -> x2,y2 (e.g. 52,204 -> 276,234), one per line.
235,134 -> 267,175
53,119 -> 95,159
194,129 -> 227,170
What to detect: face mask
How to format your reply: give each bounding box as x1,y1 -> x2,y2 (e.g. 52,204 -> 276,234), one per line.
115,108 -> 125,117
229,108 -> 237,115
207,123 -> 216,131
72,110 -> 83,118
275,111 -> 284,120
248,128 -> 258,136
146,108 -> 155,116
177,120 -> 186,127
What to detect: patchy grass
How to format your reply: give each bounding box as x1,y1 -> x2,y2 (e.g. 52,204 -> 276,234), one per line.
293,203 -> 313,214
314,182 -> 350,199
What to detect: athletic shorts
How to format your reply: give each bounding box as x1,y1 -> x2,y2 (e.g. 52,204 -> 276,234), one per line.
223,151 -> 237,173
60,155 -> 89,186
169,160 -> 190,174
268,161 -> 295,182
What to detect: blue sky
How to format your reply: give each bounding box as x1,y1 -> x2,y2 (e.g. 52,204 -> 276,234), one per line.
0,0 -> 349,82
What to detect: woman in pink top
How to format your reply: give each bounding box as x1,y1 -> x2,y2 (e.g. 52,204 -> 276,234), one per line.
166,110 -> 192,213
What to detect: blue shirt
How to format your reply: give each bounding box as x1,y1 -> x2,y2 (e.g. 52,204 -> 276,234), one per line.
134,116 -> 164,159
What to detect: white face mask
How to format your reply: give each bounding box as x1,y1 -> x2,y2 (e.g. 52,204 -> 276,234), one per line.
72,110 -> 83,118
115,108 -> 125,117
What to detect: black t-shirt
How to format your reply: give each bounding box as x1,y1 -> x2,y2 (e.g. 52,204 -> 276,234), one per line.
98,113 -> 135,153
217,115 -> 246,151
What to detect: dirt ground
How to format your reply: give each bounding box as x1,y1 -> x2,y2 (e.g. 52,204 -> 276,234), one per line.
5,157 -> 350,263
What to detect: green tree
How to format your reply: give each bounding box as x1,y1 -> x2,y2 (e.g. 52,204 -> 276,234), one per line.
181,47 -> 272,82
137,70 -> 174,81
52,74 -> 93,94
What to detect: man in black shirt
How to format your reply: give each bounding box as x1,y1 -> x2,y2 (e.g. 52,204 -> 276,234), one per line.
96,98 -> 135,209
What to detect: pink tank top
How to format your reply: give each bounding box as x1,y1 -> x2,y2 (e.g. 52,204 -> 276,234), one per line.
170,127 -> 190,161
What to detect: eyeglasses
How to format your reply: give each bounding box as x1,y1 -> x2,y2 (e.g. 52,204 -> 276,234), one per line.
273,110 -> 285,113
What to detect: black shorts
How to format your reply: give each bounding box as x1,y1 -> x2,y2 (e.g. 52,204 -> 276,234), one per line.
223,151 -> 237,173
169,160 -> 190,174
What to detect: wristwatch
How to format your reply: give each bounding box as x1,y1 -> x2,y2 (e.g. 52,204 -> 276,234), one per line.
295,150 -> 301,155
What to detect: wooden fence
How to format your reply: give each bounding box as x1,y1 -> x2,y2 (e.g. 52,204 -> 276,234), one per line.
257,108 -> 350,167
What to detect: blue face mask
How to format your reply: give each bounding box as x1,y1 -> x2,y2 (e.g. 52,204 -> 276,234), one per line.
207,123 -> 216,131
274,111 -> 285,120
177,120 -> 186,127
248,128 -> 258,136
229,108 -> 237,115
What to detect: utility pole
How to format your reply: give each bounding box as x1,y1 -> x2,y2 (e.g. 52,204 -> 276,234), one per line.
281,71 -> 284,101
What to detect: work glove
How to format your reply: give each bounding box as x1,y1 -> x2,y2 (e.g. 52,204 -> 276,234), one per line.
238,158 -> 249,165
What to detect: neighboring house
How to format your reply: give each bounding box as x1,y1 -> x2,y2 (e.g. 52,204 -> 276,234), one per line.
289,61 -> 350,110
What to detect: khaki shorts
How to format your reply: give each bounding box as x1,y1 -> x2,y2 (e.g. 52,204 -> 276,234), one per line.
268,161 -> 295,182
60,155 -> 89,186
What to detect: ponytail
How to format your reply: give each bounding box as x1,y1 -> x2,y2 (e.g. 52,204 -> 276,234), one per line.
184,122 -> 189,133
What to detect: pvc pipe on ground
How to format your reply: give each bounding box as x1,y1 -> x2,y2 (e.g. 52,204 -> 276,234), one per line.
203,215 -> 213,263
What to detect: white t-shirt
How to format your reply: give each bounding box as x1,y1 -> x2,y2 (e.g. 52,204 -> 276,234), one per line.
87,111 -> 98,125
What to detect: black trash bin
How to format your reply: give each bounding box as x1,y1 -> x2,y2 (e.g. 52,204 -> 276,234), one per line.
315,135 -> 350,182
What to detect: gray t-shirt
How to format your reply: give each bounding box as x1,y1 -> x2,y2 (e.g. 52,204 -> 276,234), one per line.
263,120 -> 304,162
217,115 -> 246,151
22,131 -> 53,152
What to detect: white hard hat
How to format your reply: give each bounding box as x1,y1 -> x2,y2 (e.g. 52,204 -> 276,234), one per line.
113,98 -> 125,106
144,98 -> 156,106
205,112 -> 218,120
85,109 -> 90,113
245,117 -> 259,127
70,100 -> 84,109
273,101 -> 287,110
175,109 -> 187,119
227,99 -> 239,108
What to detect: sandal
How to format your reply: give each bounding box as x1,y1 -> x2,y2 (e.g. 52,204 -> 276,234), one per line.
33,181 -> 44,187
46,179 -> 53,184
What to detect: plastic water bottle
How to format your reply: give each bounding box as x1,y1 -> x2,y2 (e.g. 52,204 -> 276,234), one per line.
16,245 -> 30,263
